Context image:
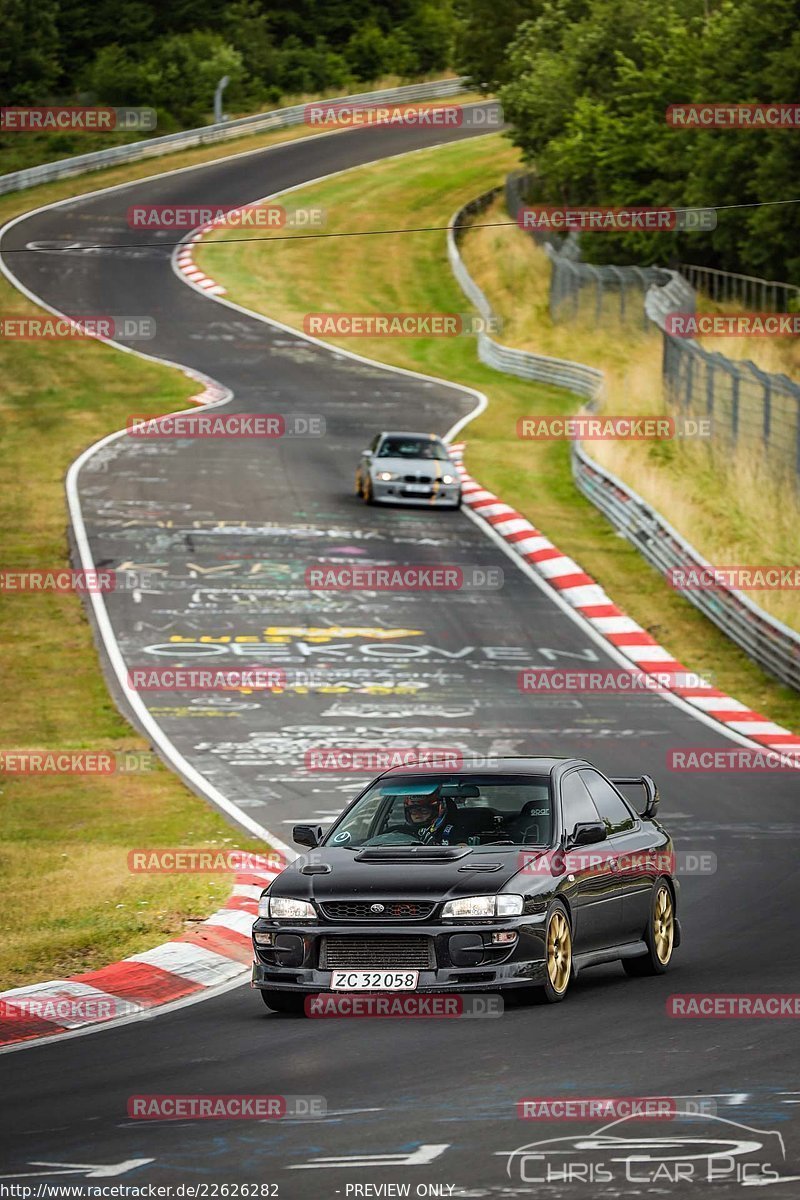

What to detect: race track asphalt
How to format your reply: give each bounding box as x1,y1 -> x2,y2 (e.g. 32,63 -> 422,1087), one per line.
1,110 -> 798,1197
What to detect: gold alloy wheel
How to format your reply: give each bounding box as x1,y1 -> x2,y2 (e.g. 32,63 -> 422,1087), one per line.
547,910 -> 572,994
654,885 -> 675,964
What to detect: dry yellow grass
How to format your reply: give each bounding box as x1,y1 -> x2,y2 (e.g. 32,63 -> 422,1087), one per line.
461,197 -> 800,631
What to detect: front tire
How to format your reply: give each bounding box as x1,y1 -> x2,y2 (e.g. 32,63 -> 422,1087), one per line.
542,902 -> 572,1002
260,990 -> 306,1014
623,880 -> 675,977
363,477 -> 375,505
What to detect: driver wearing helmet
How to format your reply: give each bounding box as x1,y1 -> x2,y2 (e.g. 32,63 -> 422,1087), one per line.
403,789 -> 456,844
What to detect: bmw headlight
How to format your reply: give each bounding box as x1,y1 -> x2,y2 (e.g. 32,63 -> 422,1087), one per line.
261,896 -> 316,920
441,895 -> 524,918
441,474 -> 455,485
376,470 -> 397,481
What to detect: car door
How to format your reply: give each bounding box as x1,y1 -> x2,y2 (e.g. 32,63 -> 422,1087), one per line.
578,769 -> 647,941
559,770 -> 623,952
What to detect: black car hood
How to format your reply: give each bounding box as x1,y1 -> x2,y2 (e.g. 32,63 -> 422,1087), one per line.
268,846 -> 539,903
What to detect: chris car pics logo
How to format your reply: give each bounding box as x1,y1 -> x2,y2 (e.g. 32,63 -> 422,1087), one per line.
501,1113 -> 788,1187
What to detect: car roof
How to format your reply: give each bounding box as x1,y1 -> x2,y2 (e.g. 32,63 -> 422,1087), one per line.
378,756 -> 586,778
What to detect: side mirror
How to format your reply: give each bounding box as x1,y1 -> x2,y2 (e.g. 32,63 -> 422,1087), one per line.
569,821 -> 606,848
293,823 -> 323,849
361,449 -> 373,458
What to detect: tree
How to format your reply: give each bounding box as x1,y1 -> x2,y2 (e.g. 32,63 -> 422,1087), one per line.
0,0 -> 61,103
453,0 -> 542,91
138,32 -> 244,126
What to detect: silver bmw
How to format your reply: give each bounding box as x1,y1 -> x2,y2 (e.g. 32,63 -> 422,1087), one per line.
355,431 -> 462,508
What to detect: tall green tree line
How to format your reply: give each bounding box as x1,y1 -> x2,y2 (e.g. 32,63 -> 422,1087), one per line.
456,0 -> 800,280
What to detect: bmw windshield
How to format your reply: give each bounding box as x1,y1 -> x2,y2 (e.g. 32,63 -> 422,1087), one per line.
324,775 -> 553,849
376,437 -> 450,460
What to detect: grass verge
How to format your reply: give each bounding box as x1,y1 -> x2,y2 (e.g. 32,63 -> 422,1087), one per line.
196,132 -> 800,733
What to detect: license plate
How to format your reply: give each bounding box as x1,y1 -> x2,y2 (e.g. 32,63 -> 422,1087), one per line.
404,484 -> 431,494
330,970 -> 419,991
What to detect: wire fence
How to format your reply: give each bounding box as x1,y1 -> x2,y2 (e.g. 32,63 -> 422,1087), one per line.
506,170 -> 800,482
678,263 -> 800,311
505,172 -> 669,328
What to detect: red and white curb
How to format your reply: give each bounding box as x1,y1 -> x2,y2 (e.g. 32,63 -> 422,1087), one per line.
188,375 -> 229,405
0,856 -> 284,1048
448,443 -> 800,756
176,229 -> 226,297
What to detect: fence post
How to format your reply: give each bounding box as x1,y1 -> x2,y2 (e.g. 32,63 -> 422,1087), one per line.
731,370 -> 739,444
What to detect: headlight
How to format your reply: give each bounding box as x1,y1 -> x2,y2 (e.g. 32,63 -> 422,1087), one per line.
441,474 -> 455,484
376,470 -> 396,481
441,894 -> 524,918
264,896 -> 316,920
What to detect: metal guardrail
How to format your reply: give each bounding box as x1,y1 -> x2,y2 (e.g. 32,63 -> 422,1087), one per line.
0,77 -> 469,196
572,443 -> 800,691
448,186 -> 800,690
448,190 -> 604,400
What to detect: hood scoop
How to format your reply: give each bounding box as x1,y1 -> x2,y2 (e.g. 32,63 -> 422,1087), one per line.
300,863 -> 331,875
354,846 -> 471,863
458,862 -> 503,872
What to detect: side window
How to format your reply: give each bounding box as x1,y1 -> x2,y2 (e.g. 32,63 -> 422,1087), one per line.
560,772 -> 601,835
370,434 -> 381,453
579,770 -> 636,836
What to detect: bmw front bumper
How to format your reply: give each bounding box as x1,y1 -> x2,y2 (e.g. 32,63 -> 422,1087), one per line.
370,480 -> 461,506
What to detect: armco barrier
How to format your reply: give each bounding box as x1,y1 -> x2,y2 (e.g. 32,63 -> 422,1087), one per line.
572,444 -> 800,691
448,189 -> 800,691
448,190 -> 604,400
0,78 -> 469,196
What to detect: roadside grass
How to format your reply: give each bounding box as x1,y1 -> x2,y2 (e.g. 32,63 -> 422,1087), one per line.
0,292 -> 274,987
197,132 -> 800,733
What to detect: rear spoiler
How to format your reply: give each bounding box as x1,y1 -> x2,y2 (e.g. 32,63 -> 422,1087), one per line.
610,775 -> 659,818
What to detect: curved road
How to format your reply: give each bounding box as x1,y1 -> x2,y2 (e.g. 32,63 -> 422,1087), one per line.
1,114 -> 798,1196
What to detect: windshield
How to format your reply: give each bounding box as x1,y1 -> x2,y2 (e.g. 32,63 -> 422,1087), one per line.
324,775 -> 553,849
377,436 -> 450,461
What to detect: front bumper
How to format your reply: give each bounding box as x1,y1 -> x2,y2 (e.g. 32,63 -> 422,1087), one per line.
371,479 -> 461,506
250,915 -> 548,993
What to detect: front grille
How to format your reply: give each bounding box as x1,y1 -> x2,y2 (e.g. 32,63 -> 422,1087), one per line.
402,474 -> 433,484
321,900 -> 436,921
320,936 -> 435,970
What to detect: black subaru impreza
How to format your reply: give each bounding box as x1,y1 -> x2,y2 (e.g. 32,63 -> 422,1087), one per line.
251,757 -> 680,1012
